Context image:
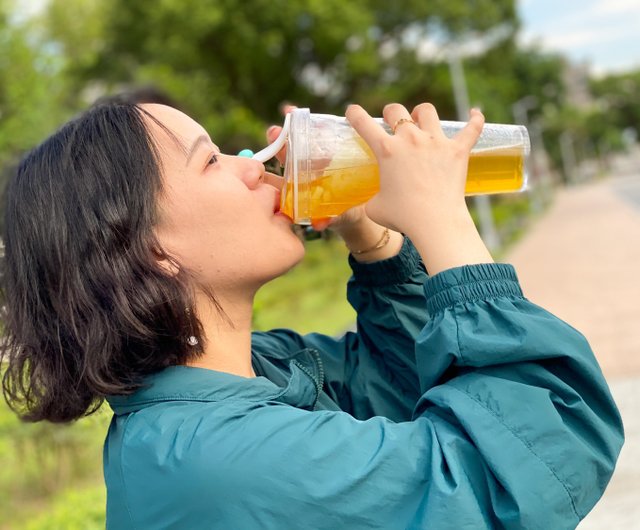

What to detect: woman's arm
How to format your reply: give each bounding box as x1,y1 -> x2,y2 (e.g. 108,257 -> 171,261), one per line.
252,236 -> 428,421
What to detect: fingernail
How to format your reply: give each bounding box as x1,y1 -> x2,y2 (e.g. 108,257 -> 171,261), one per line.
279,101 -> 297,114
267,125 -> 278,136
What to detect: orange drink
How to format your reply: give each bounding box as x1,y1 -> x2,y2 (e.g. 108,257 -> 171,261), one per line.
281,109 -> 529,225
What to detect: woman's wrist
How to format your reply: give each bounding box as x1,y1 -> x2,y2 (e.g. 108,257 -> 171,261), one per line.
408,209 -> 494,275
336,217 -> 404,263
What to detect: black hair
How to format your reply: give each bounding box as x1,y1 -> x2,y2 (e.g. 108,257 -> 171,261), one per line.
1,102 -> 207,423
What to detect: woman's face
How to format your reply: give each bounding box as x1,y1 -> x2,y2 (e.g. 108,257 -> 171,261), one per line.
142,104 -> 305,295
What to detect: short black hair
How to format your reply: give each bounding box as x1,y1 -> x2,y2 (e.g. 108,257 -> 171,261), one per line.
1,102 -> 206,423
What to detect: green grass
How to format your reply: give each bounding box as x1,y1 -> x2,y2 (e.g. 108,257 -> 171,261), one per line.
0,399 -> 111,530
253,236 -> 356,335
468,192 -> 537,259
21,486 -> 106,530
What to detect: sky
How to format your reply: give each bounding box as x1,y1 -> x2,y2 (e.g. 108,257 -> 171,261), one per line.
518,0 -> 640,75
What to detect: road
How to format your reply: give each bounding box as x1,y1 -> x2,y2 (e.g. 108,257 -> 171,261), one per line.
504,155 -> 640,529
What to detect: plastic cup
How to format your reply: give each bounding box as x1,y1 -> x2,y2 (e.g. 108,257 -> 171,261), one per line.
281,108 -> 530,225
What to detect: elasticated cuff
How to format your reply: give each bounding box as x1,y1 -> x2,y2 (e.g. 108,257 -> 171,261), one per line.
348,237 -> 422,287
424,263 -> 523,314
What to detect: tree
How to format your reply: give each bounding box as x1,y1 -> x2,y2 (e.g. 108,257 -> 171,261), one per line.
42,0 -> 518,152
0,1 -> 70,170
590,70 -> 640,139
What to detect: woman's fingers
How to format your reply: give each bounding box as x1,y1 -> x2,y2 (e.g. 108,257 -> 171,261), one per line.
311,218 -> 332,231
265,104 -> 298,165
346,105 -> 387,152
266,125 -> 287,165
383,103 -> 417,136
411,103 -> 445,138
266,125 -> 282,143
455,108 -> 485,151
280,102 -> 297,116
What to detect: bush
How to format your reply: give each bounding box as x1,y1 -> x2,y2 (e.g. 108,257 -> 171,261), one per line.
0,398 -> 110,526
21,486 -> 106,530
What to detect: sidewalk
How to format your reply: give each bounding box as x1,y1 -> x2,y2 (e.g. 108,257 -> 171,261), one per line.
504,170 -> 640,528
506,174 -> 640,379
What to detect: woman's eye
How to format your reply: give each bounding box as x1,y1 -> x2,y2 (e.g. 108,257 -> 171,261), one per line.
207,154 -> 218,166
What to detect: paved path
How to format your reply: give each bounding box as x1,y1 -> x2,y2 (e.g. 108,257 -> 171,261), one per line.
504,165 -> 640,528
506,174 -> 640,379
576,377 -> 639,529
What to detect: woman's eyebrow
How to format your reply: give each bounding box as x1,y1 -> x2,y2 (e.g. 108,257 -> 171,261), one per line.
186,135 -> 211,165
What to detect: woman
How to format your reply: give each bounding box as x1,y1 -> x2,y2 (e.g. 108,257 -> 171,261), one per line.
1,100 -> 623,529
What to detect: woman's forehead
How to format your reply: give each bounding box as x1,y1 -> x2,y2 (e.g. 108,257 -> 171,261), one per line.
140,103 -> 210,150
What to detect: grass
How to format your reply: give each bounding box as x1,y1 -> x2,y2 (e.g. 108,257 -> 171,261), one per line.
0,399 -> 111,530
21,486 -> 107,530
253,235 -> 356,335
468,191 -> 538,259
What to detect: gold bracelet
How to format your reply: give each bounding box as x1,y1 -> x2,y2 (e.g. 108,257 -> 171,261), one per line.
350,228 -> 391,255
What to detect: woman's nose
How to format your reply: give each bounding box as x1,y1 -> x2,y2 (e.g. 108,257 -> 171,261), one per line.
234,157 -> 265,189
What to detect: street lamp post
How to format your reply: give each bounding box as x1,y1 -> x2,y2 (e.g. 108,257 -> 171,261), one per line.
448,53 -> 501,251
559,131 -> 578,184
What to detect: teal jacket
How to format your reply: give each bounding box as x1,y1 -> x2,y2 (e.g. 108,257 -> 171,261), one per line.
105,239 -> 623,529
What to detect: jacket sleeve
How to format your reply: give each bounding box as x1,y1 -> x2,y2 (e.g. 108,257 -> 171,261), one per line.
256,237 -> 430,421
207,263 -> 624,530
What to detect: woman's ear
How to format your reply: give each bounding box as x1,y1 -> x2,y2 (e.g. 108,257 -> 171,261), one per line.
151,247 -> 181,277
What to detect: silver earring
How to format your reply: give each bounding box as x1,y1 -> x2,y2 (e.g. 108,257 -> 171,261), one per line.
187,335 -> 199,346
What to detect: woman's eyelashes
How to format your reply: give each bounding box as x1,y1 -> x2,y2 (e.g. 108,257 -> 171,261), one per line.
206,153 -> 219,167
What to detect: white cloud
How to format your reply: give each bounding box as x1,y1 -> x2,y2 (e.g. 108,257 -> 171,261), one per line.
590,0 -> 640,16
517,0 -> 640,73
528,25 -> 628,52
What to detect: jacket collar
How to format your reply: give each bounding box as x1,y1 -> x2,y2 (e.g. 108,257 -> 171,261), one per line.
107,350 -> 321,415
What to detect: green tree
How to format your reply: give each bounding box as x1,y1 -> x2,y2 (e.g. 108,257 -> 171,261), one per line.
0,1 -> 70,170
590,69 -> 640,138
42,0 -> 518,152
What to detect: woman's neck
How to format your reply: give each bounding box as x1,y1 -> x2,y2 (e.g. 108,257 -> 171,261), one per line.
186,292 -> 256,378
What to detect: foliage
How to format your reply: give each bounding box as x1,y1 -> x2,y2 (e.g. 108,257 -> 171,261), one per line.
0,6 -> 70,171
21,485 -> 106,530
253,236 -> 355,334
0,394 -> 110,527
590,70 -> 640,142
40,0 -> 518,153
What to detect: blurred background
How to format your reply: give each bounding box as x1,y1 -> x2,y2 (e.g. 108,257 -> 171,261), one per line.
1,0 -> 638,528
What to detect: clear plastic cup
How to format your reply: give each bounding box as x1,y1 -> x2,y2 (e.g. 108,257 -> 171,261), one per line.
281,108 -> 530,225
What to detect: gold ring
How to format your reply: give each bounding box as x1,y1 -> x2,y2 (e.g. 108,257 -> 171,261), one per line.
392,118 -> 416,134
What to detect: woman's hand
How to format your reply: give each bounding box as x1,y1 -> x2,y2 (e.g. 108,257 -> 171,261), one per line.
266,105 -> 403,262
265,103 -> 296,168
266,103 -> 369,232
346,103 -> 493,274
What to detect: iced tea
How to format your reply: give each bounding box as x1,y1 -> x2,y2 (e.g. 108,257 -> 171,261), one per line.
282,145 -> 525,223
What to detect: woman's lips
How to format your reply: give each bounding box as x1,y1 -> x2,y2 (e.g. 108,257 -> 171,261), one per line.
273,190 -> 281,214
